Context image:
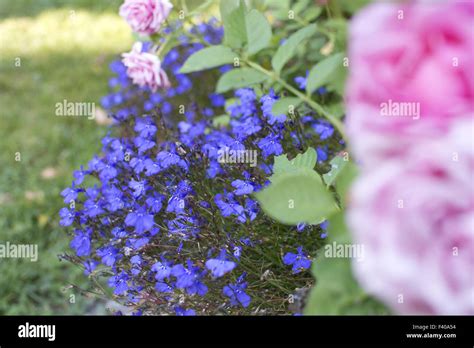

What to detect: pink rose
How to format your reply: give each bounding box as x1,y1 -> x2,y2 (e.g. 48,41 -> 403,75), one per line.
122,42 -> 170,92
119,0 -> 173,35
348,119 -> 474,314
346,1 -> 474,164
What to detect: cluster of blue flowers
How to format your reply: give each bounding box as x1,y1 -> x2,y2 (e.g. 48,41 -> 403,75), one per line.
60,21 -> 341,315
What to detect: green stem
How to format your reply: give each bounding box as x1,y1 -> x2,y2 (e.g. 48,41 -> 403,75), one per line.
328,0 -> 343,19
244,60 -> 347,142
180,0 -> 188,15
155,35 -> 172,58
325,4 -> 332,19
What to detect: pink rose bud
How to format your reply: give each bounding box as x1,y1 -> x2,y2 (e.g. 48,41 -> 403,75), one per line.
122,42 -> 170,92
119,0 -> 173,35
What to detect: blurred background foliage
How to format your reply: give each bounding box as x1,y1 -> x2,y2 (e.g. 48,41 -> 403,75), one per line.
0,0 -> 131,314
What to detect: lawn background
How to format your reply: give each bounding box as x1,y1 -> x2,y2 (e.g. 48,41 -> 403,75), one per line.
0,0 -> 132,314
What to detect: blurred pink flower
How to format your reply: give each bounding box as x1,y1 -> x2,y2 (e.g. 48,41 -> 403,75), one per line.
348,119 -> 474,314
346,1 -> 474,164
122,42 -> 170,92
119,0 -> 173,35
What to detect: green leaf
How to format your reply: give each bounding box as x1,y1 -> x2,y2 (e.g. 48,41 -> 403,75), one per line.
291,148 -> 317,170
335,160 -> 358,208
292,0 -> 311,14
272,24 -> 317,74
271,97 -> 302,116
220,1 -> 271,54
306,52 -> 345,94
212,114 -> 230,128
245,9 -> 272,55
325,211 -> 352,243
339,0 -> 372,14
304,213 -> 390,315
305,256 -> 390,315
322,153 -> 348,186
219,0 -> 241,19
216,67 -> 268,93
272,156 -> 298,178
248,0 -> 266,10
265,0 -> 290,20
186,0 -> 216,16
255,167 -> 337,225
179,45 -> 236,74
272,148 -> 317,176
307,36 -> 327,62
302,6 -> 323,21
326,101 -> 345,119
224,97 -> 238,110
186,5 -> 279,60
326,63 -> 348,96
221,0 -> 247,49
323,18 -> 348,52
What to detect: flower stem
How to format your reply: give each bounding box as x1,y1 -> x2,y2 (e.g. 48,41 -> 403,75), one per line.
244,60 -> 347,142
155,35 -> 172,58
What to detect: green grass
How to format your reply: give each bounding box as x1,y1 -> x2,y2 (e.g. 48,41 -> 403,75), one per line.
0,2 -> 132,314
0,0 -> 123,19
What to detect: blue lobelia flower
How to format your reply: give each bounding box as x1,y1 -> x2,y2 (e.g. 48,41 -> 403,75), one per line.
125,207 -> 155,234
130,156 -> 146,174
129,237 -> 149,250
257,134 -> 283,158
83,259 -> 98,275
205,250 -> 236,277
312,120 -> 334,140
231,179 -> 254,196
283,247 -> 312,274
214,193 -> 245,222
319,220 -> 329,238
143,158 -> 161,176
223,281 -> 251,308
186,280 -> 208,296
171,261 -> 208,296
260,90 -> 286,125
103,186 -> 124,212
156,151 -> 181,169
108,271 -> 129,295
155,281 -> 173,293
59,207 -> 75,226
171,263 -> 195,288
72,166 -> 88,185
151,261 -> 172,281
209,93 -> 225,107
98,163 -> 118,182
129,179 -> 147,198
70,229 -> 91,256
61,186 -> 78,204
134,136 -> 155,153
175,307 -> 196,316
316,146 -> 328,162
145,194 -> 163,213
97,246 -> 120,267
134,118 -> 157,138
294,75 -> 307,90
296,222 -> 306,232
